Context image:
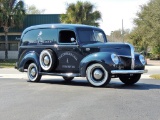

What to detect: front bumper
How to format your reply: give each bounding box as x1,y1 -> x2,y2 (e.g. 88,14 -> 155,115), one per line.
111,69 -> 148,74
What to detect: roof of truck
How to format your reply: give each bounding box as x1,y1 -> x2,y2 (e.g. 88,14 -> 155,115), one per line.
22,24 -> 103,35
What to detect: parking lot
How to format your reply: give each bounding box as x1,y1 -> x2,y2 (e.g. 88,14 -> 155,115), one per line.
0,65 -> 160,120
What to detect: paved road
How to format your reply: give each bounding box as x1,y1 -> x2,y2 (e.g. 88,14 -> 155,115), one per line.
0,66 -> 160,120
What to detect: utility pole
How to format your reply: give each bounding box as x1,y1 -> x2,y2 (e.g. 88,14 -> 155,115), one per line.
122,19 -> 124,43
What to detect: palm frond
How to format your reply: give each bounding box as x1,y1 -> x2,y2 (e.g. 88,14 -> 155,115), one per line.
61,1 -> 101,26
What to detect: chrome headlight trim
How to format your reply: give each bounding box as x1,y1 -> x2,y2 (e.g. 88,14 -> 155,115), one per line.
111,53 -> 119,64
139,55 -> 146,65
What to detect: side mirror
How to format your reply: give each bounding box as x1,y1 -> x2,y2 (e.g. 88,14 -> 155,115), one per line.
71,37 -> 76,42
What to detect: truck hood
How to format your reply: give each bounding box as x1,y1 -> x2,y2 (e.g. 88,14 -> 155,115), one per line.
82,42 -> 133,57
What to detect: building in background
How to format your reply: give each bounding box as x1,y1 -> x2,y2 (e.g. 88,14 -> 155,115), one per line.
0,14 -> 60,59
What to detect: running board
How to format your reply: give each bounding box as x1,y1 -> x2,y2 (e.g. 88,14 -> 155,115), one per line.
39,72 -> 81,77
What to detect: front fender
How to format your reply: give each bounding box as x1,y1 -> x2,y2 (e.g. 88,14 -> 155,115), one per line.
18,51 -> 40,72
134,53 -> 145,70
80,52 -> 116,77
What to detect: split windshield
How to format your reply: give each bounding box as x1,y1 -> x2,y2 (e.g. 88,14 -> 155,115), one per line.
78,29 -> 106,44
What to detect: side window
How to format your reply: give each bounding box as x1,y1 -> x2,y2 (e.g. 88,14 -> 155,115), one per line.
22,30 -> 38,45
38,29 -> 57,44
0,43 -> 5,51
94,31 -> 105,43
22,29 -> 57,46
9,43 -> 18,51
0,43 -> 18,51
59,30 -> 76,43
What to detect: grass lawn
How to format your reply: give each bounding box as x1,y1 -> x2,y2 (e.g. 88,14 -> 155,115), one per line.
150,74 -> 160,80
0,60 -> 17,68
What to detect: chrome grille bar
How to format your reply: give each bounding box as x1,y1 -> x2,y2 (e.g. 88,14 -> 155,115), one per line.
125,43 -> 135,70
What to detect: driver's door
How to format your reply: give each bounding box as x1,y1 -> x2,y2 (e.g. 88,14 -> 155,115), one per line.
56,29 -> 83,73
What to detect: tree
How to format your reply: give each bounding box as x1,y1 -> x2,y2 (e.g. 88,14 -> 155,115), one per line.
108,29 -> 130,42
129,0 -> 160,56
26,5 -> 45,14
0,0 -> 25,60
152,45 -> 160,59
61,1 -> 101,27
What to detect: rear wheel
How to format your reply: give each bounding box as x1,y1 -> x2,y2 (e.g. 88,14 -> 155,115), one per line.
119,74 -> 141,85
86,63 -> 111,87
27,63 -> 41,82
63,77 -> 74,82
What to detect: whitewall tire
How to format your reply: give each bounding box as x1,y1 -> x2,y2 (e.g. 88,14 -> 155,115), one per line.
27,63 -> 41,82
86,63 -> 111,87
39,49 -> 56,72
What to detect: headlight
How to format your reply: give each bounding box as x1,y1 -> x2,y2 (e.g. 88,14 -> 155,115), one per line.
139,55 -> 146,65
111,53 -> 119,64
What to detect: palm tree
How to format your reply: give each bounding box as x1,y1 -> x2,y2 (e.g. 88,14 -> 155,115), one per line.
61,1 -> 101,27
0,0 -> 25,60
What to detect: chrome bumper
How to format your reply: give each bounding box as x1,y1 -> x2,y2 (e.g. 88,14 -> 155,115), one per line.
111,69 -> 148,74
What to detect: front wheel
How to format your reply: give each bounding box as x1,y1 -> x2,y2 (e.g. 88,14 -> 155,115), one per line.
119,74 -> 141,85
27,63 -> 42,82
86,63 -> 111,87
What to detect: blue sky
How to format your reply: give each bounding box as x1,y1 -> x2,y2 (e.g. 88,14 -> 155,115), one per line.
24,0 -> 149,35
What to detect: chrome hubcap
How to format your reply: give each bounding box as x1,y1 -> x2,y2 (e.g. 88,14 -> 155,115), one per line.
93,69 -> 103,80
31,68 -> 36,77
43,56 -> 50,65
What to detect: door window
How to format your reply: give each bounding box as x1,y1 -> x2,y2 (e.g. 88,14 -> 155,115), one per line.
59,30 -> 76,44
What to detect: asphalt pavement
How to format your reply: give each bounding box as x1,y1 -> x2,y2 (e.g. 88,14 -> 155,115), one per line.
0,65 -> 160,120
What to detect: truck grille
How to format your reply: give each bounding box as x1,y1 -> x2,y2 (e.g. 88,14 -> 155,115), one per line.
125,43 -> 135,70
120,57 -> 131,70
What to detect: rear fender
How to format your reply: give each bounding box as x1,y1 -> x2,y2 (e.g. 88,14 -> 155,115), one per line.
18,51 -> 40,72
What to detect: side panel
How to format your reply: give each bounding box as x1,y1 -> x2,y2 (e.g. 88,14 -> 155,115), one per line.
56,47 -> 83,73
80,52 -> 116,77
18,28 -> 59,72
55,29 -> 84,73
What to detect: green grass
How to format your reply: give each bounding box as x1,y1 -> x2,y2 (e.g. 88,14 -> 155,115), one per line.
150,74 -> 160,80
0,60 -> 17,68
